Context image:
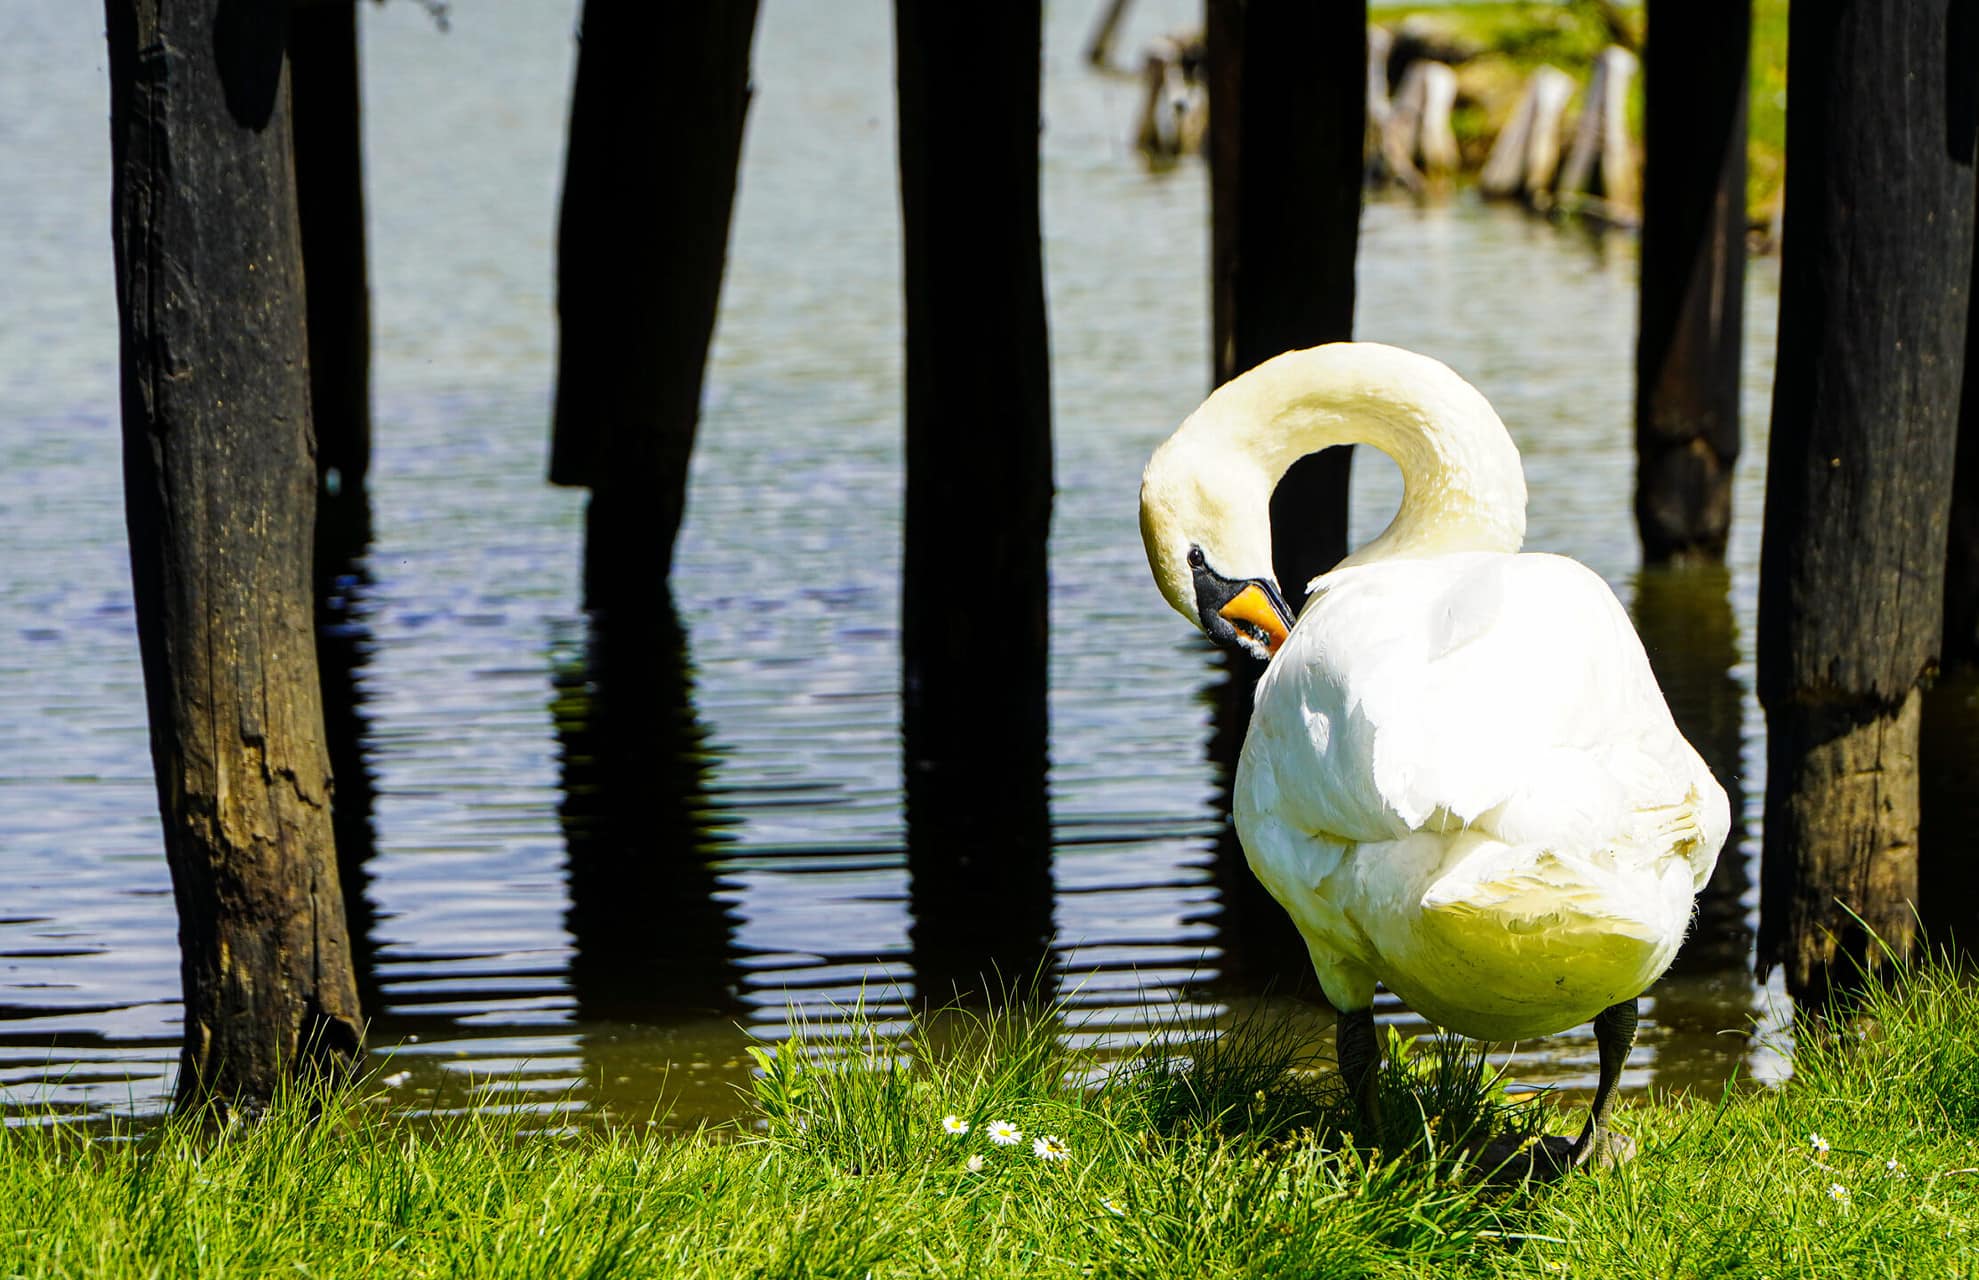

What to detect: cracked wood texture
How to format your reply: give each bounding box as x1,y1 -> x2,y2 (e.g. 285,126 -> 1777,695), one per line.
1207,0 -> 1366,608
1757,0 -> 1975,1003
105,0 -> 363,1107
1634,0 -> 1748,564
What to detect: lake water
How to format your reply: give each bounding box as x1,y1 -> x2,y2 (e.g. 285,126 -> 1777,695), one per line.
2,0 -> 1797,1126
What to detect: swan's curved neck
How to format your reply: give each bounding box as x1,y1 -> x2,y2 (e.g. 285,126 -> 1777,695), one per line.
1167,344 -> 1527,585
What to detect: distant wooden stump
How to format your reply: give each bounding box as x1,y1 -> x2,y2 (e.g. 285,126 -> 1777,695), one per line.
1380,59 -> 1459,189
1480,65 -> 1575,203
1558,46 -> 1640,222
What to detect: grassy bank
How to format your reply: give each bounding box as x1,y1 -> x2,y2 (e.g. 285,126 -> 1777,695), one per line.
8,961 -> 1979,1278
1370,1 -> 1789,223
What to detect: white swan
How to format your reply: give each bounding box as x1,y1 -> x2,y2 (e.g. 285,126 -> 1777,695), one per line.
1140,342 -> 1728,1169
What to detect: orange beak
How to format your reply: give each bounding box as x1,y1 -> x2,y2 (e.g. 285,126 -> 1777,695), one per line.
1218,583 -> 1291,657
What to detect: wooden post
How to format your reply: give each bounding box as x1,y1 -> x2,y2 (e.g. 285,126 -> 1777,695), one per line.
896,0 -> 1056,1002
104,0 -> 363,1108
1634,2 -> 1748,564
550,0 -> 759,601
1556,46 -> 1639,216
288,0 -> 371,538
1382,59 -> 1458,188
1083,0 -> 1134,70
1479,66 -> 1574,206
1207,0 -> 1366,604
1757,1 -> 1975,1003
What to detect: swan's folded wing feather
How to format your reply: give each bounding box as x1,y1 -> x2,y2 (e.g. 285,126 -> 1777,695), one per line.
1256,553 -> 1725,870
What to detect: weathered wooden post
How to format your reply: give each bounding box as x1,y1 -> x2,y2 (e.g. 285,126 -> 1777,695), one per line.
555,596 -> 739,1019
1479,67 -> 1575,205
1757,1 -> 1975,1003
104,0 -> 364,1107
1083,0 -> 1134,71
1634,2 -> 1748,563
1206,0 -> 1366,603
1556,45 -> 1639,217
550,0 -> 759,604
288,0 -> 371,542
896,0 -> 1055,1002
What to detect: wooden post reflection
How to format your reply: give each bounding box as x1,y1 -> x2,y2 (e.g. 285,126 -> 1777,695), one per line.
1203,652 -> 1313,992
315,497 -> 382,1016
1631,564 -> 1752,1092
1919,672 -> 1979,948
553,585 -> 740,1020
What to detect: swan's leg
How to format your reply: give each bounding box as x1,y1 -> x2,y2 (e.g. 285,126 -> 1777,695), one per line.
1336,1006 -> 1381,1137
1567,997 -> 1638,1169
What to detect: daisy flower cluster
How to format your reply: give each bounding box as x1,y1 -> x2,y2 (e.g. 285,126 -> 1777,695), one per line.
1794,1131 -> 1912,1212
940,1113 -> 1070,1167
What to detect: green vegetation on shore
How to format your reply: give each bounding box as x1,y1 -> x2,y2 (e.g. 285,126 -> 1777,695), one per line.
8,958 -> 1979,1277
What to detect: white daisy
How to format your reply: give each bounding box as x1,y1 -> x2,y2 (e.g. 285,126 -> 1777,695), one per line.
1033,1134 -> 1069,1161
1809,1133 -> 1830,1156
1886,1158 -> 1907,1179
1100,1196 -> 1125,1217
941,1114 -> 970,1136
1828,1182 -> 1850,1204
986,1120 -> 1023,1146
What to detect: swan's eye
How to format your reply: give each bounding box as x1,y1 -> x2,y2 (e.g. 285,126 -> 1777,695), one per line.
1186,546 -> 1205,570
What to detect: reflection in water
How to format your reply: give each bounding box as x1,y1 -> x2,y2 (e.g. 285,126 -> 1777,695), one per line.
1201,651 -> 1313,992
552,587 -> 741,1022
1631,564 -> 1755,1093
903,677 -> 1056,1007
1919,671 -> 1979,947
315,494 -> 382,1017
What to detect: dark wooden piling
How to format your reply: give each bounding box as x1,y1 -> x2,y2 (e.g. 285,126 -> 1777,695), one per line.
895,0 -> 1056,1003
1206,0 -> 1366,605
288,0 -> 371,535
1756,0 -> 1975,1003
550,0 -> 759,597
104,0 -> 363,1107
1633,1 -> 1748,563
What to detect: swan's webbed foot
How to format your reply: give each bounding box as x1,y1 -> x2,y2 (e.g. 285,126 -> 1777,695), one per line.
1481,997 -> 1640,1184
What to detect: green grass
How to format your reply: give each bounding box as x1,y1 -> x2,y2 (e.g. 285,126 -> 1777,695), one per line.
8,960 -> 1979,1277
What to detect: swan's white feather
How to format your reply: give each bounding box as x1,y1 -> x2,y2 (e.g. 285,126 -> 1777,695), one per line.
1141,343 -> 1731,1044
1237,551 -> 1728,1040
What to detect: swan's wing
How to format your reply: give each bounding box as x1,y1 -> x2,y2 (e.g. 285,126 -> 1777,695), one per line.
1251,553 -> 1727,885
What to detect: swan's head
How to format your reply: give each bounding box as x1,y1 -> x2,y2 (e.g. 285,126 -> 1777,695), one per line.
1140,342 -> 1526,663
1139,429 -> 1296,662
